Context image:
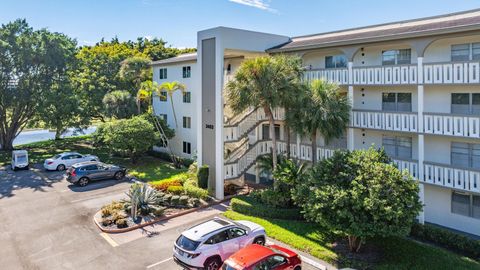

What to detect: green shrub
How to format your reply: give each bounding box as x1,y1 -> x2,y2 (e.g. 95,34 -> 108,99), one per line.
184,183 -> 208,199
410,223 -> 480,260
151,206 -> 166,217
179,195 -> 189,206
190,198 -> 201,207
197,165 -> 209,189
230,195 -> 304,220
147,151 -> 194,168
171,195 -> 180,205
101,217 -> 113,226
259,188 -> 293,208
101,201 -> 125,217
111,210 -> 127,223
163,194 -> 172,203
167,185 -> 184,195
116,218 -> 128,228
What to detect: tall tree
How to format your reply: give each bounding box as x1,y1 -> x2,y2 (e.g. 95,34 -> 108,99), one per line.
289,79 -> 350,164
102,90 -> 137,119
0,19 -> 77,149
227,55 -> 301,170
159,81 -> 186,128
119,56 -> 152,100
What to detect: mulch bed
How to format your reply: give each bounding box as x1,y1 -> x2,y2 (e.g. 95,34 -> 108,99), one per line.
331,238 -> 383,269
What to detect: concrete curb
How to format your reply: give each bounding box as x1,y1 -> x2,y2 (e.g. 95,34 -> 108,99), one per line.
94,196 -> 234,234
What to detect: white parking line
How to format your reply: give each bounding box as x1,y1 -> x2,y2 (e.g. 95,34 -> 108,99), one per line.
146,257 -> 173,269
100,233 -> 119,247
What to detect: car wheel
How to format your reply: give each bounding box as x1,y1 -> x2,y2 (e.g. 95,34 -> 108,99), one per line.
294,266 -> 301,270
114,171 -> 124,180
204,256 -> 222,270
11,166 -> 16,171
78,177 -> 89,187
57,164 -> 66,171
253,236 -> 265,245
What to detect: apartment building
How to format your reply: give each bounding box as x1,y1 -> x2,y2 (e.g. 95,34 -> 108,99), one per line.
152,9 -> 480,236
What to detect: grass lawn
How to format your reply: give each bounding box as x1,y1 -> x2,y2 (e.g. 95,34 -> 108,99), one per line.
0,136 -> 186,181
224,210 -> 480,270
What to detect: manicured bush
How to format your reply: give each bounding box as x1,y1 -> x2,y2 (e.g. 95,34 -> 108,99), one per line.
179,196 -> 189,206
167,185 -> 184,195
230,195 -> 304,220
101,201 -> 125,217
171,195 -> 180,205
163,194 -> 172,203
190,198 -> 200,207
116,218 -> 128,228
112,210 -> 127,223
184,183 -> 208,199
151,206 -> 166,217
150,179 -> 182,191
101,217 -> 113,226
410,223 -> 480,260
197,165 -> 209,189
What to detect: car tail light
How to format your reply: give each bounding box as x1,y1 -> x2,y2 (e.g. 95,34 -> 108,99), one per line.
47,161 -> 53,165
71,170 -> 76,177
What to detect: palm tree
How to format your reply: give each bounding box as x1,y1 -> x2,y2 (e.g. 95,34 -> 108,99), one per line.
290,79 -> 351,164
136,81 -> 157,113
159,81 -> 186,128
226,55 -> 302,170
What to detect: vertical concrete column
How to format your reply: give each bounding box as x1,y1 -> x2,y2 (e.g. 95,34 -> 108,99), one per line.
417,57 -> 425,222
296,134 -> 301,159
255,165 -> 260,184
347,85 -> 355,151
418,183 -> 425,224
417,56 -> 424,84
214,41 -> 225,200
418,132 -> 425,224
347,61 -> 353,85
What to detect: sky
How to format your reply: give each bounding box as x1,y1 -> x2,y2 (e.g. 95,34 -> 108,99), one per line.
1,0 -> 480,48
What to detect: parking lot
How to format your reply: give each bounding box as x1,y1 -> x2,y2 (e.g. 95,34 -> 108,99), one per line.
0,165 -> 322,270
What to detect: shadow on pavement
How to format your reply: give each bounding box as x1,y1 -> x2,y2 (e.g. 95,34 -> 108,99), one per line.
67,178 -> 132,192
0,166 -> 64,199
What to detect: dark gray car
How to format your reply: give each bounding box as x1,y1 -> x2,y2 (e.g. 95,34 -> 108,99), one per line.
66,161 -> 127,187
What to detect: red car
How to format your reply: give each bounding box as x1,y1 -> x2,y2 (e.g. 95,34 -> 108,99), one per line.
221,244 -> 302,270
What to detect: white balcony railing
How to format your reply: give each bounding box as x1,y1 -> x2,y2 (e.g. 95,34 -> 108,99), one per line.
303,68 -> 349,85
423,61 -> 480,84
424,162 -> 480,193
352,64 -> 417,85
424,113 -> 480,138
224,108 -> 285,142
392,158 -> 419,179
351,109 -> 418,132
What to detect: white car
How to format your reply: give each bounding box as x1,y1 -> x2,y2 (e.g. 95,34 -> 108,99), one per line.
173,218 -> 266,270
43,152 -> 99,171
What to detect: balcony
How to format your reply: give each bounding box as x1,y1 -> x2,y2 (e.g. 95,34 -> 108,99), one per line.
424,162 -> 480,193
351,109 -> 418,133
424,113 -> 480,138
301,60 -> 480,86
352,64 -> 417,85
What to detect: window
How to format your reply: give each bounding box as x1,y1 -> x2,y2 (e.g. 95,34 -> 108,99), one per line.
227,227 -> 246,239
382,92 -> 412,112
159,91 -> 167,102
159,68 -> 167,79
451,43 -> 480,61
159,114 -> 167,122
205,230 -> 229,244
262,124 -> 280,140
452,192 -> 480,220
183,92 -> 191,103
451,142 -> 480,169
183,141 -> 191,154
325,55 -> 347,69
183,116 -> 191,129
176,235 -> 200,251
451,93 -> 480,115
382,135 -> 412,159
182,66 -> 191,78
82,165 -> 98,171
253,255 -> 287,270
382,49 -> 411,65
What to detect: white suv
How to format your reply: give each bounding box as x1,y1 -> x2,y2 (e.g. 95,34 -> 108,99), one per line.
173,218 -> 266,270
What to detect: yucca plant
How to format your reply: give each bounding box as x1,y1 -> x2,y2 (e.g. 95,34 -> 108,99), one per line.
124,183 -> 158,220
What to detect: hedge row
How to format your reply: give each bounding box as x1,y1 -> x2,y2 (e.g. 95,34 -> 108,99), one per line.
410,223 -> 480,260
230,195 -> 304,220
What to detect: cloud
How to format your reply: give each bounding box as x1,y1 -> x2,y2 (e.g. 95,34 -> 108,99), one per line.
229,0 -> 278,13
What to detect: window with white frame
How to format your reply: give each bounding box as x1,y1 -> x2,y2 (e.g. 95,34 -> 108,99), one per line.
451,93 -> 480,115
382,49 -> 411,65
451,142 -> 480,170
159,68 -> 167,79
452,191 -> 480,219
382,135 -> 412,159
451,43 -> 480,61
183,92 -> 191,103
382,92 -> 412,112
182,66 -> 191,78
183,116 -> 191,129
183,141 -> 191,154
325,55 -> 347,69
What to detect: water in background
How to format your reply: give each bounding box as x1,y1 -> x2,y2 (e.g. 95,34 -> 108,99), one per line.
13,126 -> 97,146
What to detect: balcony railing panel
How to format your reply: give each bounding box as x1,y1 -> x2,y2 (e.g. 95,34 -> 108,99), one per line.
351,110 -> 417,132
424,162 -> 480,193
303,68 -> 348,85
352,65 -> 417,85
392,159 -> 419,179
424,113 -> 480,138
424,61 -> 480,84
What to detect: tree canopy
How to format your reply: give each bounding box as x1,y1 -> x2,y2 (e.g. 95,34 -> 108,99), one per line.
293,148 -> 422,252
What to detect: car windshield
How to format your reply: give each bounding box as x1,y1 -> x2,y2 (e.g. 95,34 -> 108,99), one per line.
176,235 -> 200,251
53,154 -> 61,159
17,155 -> 27,163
